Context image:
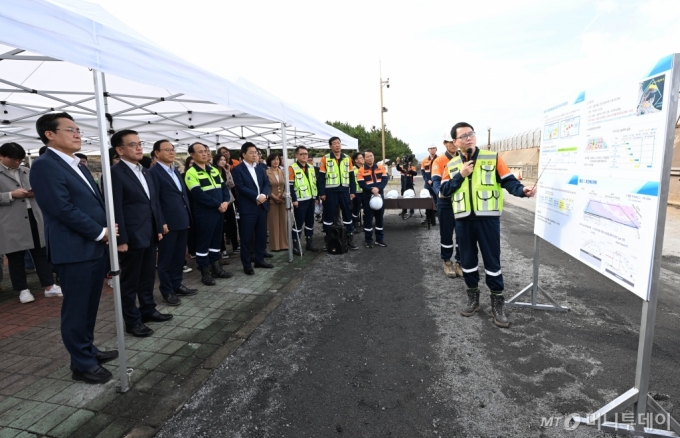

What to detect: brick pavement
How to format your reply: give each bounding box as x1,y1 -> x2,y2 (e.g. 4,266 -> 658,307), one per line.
0,249 -> 322,438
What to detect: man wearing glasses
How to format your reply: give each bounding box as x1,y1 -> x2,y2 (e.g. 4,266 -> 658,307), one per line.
440,122 -> 536,328
111,130 -> 172,337
288,145 -> 319,255
149,140 -> 197,306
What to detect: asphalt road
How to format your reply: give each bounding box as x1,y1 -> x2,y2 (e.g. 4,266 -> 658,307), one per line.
158,203 -> 680,438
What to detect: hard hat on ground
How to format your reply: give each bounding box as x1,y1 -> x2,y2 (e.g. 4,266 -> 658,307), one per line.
369,195 -> 383,210
419,189 -> 431,198
385,190 -> 399,199
403,189 -> 416,198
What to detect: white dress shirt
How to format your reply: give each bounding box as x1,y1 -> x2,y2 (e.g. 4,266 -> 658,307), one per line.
243,161 -> 262,201
48,147 -> 105,241
121,159 -> 150,198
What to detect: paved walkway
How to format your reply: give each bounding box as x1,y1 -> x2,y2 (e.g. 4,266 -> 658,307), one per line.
0,248 -> 322,438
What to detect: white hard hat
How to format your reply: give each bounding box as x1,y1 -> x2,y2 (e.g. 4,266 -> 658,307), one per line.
385,190 -> 399,199
403,189 -> 416,198
369,195 -> 383,210
419,189 -> 431,198
428,143 -> 437,149
443,132 -> 453,142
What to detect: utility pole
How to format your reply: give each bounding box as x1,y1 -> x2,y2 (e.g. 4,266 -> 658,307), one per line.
380,68 -> 390,164
487,127 -> 491,149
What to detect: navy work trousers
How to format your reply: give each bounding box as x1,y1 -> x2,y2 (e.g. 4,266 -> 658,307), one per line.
194,209 -> 223,268
363,200 -> 384,243
53,255 -> 107,372
293,199 -> 316,239
322,190 -> 354,234
351,194 -> 363,226
437,201 -> 460,263
455,217 -> 504,292
157,228 -> 188,298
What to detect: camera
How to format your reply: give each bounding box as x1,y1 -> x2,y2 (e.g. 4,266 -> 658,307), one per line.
401,154 -> 415,164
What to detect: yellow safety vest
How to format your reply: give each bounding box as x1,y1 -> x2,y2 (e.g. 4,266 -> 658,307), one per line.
324,153 -> 351,188
446,150 -> 503,219
184,164 -> 223,192
290,162 -> 318,201
353,168 -> 363,193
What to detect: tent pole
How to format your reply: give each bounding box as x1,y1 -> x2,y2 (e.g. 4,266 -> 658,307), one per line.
282,123 -> 294,262
93,69 -> 130,393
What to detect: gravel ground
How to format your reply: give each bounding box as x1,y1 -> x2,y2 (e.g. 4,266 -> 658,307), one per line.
157,201 -> 680,438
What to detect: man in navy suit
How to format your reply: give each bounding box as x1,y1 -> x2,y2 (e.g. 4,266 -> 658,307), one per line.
111,130 -> 172,337
30,112 -> 118,384
232,142 -> 273,275
149,140 -> 197,306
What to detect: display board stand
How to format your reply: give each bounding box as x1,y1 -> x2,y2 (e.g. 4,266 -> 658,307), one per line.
505,235 -> 568,312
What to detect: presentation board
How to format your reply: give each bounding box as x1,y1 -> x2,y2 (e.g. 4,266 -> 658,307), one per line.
534,55 -> 676,300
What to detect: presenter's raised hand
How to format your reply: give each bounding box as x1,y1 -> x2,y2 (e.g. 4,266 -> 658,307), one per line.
460,161 -> 475,178
523,186 -> 537,198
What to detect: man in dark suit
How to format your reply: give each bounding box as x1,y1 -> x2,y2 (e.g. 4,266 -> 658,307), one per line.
30,112 -> 117,384
111,130 -> 172,337
232,142 -> 273,275
149,140 -> 197,306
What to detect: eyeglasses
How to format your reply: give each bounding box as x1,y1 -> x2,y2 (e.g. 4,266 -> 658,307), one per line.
56,127 -> 83,135
125,142 -> 143,149
457,132 -> 476,140
160,148 -> 175,153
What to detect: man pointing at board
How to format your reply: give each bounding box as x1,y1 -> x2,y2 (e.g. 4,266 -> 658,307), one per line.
440,122 -> 536,328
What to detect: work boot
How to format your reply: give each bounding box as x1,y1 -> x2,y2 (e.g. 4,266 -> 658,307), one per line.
292,239 -> 302,256
443,260 -> 456,278
460,287 -> 481,317
490,294 -> 510,328
347,233 -> 358,250
306,236 -> 318,252
210,261 -> 233,279
200,266 -> 216,286
455,261 -> 464,278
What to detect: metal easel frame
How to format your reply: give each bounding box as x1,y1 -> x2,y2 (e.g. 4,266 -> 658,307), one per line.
505,235 -> 568,312
572,53 -> 680,437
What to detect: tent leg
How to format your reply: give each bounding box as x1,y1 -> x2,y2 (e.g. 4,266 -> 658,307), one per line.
93,69 -> 130,392
282,123 -> 294,263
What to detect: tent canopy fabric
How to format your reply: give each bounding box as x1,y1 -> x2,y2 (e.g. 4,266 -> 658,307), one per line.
0,0 -> 357,154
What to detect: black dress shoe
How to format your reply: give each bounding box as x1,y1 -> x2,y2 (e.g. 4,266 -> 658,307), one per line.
72,365 -> 113,384
175,285 -> 198,296
254,261 -> 274,269
244,266 -> 255,275
163,293 -> 182,306
126,323 -> 154,337
95,350 -> 119,364
263,252 -> 274,258
141,311 -> 173,323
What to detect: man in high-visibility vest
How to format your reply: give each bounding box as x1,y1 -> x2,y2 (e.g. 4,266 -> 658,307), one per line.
420,144 -> 438,226
288,145 -> 319,255
357,150 -> 389,248
431,133 -> 463,279
351,152 -> 365,229
184,142 -> 233,285
440,122 -> 536,328
318,136 -> 358,250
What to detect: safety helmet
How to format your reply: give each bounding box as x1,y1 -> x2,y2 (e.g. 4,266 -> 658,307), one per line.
419,189 -> 431,198
403,189 -> 416,198
385,190 -> 399,199
369,195 -> 383,210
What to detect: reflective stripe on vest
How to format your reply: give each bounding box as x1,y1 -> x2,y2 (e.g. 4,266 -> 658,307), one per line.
353,168 -> 363,193
324,153 -> 351,188
291,162 -> 318,201
446,150 -> 503,219
184,164 -> 223,192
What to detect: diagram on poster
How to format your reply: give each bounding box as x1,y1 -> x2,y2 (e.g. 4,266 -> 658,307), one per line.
533,55 -> 675,300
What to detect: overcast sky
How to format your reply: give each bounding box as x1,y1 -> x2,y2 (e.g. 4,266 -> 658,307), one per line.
90,0 -> 680,156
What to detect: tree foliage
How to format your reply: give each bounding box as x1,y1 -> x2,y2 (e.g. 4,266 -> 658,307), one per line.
325,121 -> 414,164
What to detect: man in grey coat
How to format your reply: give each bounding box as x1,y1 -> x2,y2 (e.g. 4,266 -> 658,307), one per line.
0,142 -> 60,303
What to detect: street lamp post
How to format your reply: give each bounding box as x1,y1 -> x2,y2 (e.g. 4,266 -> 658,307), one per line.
487,127 -> 491,149
380,77 -> 390,164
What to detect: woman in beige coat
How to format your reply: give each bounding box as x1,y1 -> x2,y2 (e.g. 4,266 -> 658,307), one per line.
265,154 -> 288,251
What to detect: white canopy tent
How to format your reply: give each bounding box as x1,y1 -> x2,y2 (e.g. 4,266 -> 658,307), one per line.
0,0 -> 356,392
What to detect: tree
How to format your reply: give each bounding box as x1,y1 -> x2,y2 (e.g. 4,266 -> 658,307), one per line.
326,121 -> 414,164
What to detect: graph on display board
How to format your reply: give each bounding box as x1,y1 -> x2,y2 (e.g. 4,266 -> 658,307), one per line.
533,55 -> 676,300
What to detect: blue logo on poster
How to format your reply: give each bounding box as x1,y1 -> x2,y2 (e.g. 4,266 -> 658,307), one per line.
574,92 -> 585,104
